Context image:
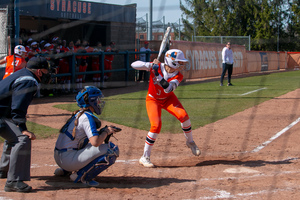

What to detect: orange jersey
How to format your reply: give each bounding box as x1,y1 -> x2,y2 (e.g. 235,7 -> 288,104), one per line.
3,55 -> 27,79
131,60 -> 188,133
148,63 -> 183,100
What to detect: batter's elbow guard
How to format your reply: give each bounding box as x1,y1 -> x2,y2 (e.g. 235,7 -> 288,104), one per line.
160,78 -> 169,89
164,82 -> 176,93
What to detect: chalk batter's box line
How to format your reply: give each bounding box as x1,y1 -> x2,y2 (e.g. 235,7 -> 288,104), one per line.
251,117 -> 300,153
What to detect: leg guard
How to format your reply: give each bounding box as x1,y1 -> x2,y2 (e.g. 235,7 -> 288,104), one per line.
73,142 -> 119,183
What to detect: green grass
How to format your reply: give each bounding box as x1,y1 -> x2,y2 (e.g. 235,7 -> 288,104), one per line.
0,121 -> 58,143
54,70 -> 300,133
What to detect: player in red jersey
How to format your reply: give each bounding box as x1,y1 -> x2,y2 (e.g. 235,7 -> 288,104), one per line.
0,45 -> 27,79
104,41 -> 117,81
74,39 -> 88,91
91,42 -> 103,87
27,41 -> 41,60
131,49 -> 201,168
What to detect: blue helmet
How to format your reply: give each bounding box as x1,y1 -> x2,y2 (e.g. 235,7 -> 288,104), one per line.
75,86 -> 105,115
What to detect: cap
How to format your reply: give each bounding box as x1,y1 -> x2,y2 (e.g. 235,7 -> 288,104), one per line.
144,41 -> 149,45
27,56 -> 49,70
44,43 -> 51,47
52,37 -> 59,42
31,41 -> 38,46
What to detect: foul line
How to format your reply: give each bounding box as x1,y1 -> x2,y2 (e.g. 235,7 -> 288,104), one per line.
219,87 -> 267,96
239,87 -> 267,96
251,117 -> 300,153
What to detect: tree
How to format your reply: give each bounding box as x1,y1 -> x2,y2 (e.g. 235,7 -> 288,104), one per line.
180,0 -> 298,51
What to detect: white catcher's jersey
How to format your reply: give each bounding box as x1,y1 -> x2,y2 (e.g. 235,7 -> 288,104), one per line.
55,110 -> 100,150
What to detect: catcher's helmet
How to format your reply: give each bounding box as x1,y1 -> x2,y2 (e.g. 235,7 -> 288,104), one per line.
14,45 -> 27,55
76,86 -> 105,115
164,49 -> 188,69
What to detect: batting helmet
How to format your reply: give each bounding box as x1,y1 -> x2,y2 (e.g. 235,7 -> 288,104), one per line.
14,45 -> 27,55
164,49 -> 188,69
76,86 -> 105,115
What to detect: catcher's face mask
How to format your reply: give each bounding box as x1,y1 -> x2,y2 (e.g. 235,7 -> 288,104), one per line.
90,96 -> 105,115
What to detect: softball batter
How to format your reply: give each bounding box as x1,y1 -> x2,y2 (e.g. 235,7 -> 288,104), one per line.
131,49 -> 201,168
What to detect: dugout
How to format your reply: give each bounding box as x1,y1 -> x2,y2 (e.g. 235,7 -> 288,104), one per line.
0,0 -> 137,81
0,0 -> 136,47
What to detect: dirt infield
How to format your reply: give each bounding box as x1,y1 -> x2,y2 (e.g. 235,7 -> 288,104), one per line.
1,86 -> 300,200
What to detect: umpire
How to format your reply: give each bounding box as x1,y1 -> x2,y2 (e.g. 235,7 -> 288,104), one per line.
0,56 -> 52,193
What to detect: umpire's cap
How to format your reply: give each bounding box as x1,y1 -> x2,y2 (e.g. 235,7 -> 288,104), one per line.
27,56 -> 49,70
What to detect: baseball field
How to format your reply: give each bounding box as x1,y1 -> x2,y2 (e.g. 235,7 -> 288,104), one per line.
1,70 -> 300,200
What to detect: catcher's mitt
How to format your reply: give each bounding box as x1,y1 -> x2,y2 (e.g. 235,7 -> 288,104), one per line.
99,125 -> 122,143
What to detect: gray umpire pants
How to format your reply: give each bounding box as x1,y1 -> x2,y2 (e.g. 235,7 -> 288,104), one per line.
0,118 -> 31,181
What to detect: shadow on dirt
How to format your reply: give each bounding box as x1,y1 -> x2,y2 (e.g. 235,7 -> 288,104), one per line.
31,175 -> 195,191
155,157 -> 298,168
27,113 -> 70,118
196,157 -> 298,167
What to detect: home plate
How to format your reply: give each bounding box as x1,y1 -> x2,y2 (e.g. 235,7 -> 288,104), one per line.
224,167 -> 260,174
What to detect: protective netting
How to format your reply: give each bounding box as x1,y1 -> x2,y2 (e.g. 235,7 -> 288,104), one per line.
0,7 -> 8,66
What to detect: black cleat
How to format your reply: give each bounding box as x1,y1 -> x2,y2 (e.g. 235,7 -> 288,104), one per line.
4,181 -> 32,193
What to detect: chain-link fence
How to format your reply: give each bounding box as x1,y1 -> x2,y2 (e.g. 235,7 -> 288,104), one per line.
194,35 -> 251,50
0,7 -> 8,67
136,16 -> 182,40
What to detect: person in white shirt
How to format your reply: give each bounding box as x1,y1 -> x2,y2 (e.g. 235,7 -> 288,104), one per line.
220,42 -> 234,86
137,41 -> 151,82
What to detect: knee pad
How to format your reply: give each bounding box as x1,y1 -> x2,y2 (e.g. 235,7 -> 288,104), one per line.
73,142 -> 119,183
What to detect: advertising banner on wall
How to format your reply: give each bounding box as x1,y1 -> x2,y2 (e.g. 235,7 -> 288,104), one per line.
171,41 -> 247,79
0,0 -> 136,23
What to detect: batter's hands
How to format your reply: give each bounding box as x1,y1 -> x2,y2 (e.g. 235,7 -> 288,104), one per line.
153,59 -> 160,65
152,60 -> 160,76
22,130 -> 36,140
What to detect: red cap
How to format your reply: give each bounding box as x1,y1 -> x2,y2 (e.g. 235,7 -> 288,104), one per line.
144,41 -> 149,45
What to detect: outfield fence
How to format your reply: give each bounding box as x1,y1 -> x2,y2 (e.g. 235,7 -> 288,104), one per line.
0,40 -> 299,84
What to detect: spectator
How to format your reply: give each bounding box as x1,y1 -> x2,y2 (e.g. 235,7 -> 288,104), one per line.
0,57 -> 53,193
137,41 -> 151,82
0,45 -> 27,79
220,42 -> 234,86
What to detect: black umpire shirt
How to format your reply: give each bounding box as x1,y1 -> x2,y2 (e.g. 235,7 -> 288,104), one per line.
0,68 -> 39,132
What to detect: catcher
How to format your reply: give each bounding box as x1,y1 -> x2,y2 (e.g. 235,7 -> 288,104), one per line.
131,49 -> 201,168
53,86 -> 121,186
